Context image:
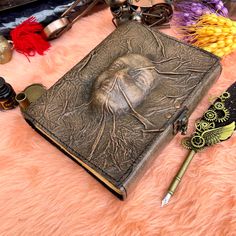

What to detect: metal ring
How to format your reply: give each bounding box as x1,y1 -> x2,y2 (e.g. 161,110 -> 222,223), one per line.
43,18 -> 70,40
15,92 -> 30,110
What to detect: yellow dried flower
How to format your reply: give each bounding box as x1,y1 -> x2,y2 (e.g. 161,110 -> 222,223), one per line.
181,14 -> 236,57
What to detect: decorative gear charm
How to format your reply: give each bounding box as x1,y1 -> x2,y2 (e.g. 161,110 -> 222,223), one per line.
181,88 -> 233,152
217,108 -> 230,123
196,121 -> 203,132
200,121 -> 209,130
214,102 -> 225,110
204,109 -> 217,122
182,137 -> 192,150
220,92 -> 230,101
191,135 -> 205,149
196,120 -> 215,131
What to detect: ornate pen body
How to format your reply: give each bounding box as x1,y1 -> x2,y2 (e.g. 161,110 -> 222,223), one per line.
162,150 -> 196,206
168,150 -> 196,195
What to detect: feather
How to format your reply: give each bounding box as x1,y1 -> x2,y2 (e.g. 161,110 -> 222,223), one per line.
183,82 -> 236,151
163,82 -> 236,205
202,122 -> 235,146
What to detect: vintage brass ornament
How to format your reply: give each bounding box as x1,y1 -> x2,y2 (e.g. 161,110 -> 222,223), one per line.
108,0 -> 173,27
43,0 -> 101,40
162,84 -> 236,207
43,0 -> 173,40
16,84 -> 46,110
0,35 -> 13,64
182,92 -> 234,150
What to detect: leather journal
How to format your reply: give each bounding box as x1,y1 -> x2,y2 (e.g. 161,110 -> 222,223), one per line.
22,22 -> 222,199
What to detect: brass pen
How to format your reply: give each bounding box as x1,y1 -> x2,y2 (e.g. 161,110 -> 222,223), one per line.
161,150 -> 196,207
161,86 -> 236,207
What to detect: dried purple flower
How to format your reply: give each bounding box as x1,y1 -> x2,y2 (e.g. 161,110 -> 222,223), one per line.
172,0 -> 228,27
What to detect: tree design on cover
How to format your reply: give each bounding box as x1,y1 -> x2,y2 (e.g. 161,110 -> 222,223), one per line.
25,22 -> 220,182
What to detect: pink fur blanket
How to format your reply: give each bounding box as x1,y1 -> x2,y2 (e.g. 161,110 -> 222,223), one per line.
1,8 -> 236,236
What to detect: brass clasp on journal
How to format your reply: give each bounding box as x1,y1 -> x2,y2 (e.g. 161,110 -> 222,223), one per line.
173,107 -> 189,135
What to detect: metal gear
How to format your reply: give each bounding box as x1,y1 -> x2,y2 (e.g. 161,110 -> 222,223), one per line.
214,102 -> 225,110
217,108 -> 230,123
204,109 -> 217,122
191,135 -> 205,149
220,92 -> 230,102
181,137 -> 193,150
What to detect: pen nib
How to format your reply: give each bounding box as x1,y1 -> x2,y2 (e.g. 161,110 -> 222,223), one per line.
161,193 -> 172,207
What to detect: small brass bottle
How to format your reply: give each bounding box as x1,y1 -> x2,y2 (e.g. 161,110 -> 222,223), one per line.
0,77 -> 18,110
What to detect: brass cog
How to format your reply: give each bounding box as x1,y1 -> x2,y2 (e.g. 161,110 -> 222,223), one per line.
204,109 -> 217,122
217,108 -> 230,123
182,137 -> 193,150
191,135 -> 205,149
214,102 -> 225,110
220,92 -> 230,102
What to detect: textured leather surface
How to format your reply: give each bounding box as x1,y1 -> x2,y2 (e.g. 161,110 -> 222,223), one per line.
23,22 -> 222,199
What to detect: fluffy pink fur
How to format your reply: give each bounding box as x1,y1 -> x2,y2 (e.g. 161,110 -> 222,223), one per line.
1,8 -> 236,235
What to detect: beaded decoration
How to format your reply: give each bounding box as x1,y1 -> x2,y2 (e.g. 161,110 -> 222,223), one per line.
173,0 -> 228,27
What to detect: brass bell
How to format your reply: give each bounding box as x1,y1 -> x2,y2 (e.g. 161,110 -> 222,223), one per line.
0,35 -> 13,64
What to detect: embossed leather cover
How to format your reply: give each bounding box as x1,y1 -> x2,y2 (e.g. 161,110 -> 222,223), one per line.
22,22 -> 222,199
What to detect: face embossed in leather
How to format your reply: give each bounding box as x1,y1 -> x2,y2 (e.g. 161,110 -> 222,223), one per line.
23,22 -> 222,199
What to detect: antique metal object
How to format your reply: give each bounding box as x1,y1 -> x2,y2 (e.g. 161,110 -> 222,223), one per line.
0,77 -> 18,110
0,36 -> 13,64
109,0 -> 173,27
15,93 -> 30,111
43,0 -> 101,40
16,84 -> 46,110
161,149 -> 195,207
43,0 -> 173,40
22,22 -> 221,199
182,93 -> 234,151
0,0 -> 94,38
173,108 -> 189,135
162,84 -> 236,206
